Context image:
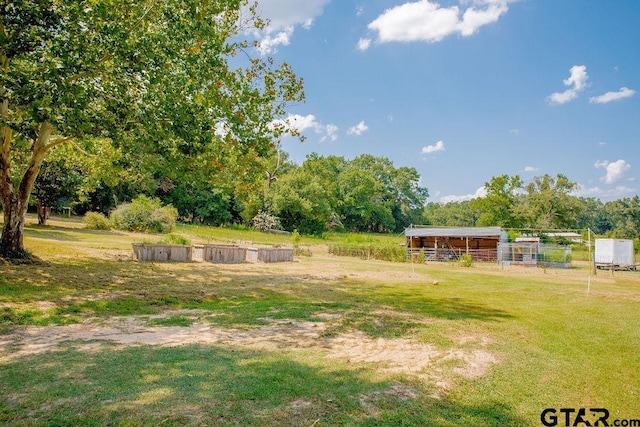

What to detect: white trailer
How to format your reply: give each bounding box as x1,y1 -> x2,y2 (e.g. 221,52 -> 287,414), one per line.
594,238 -> 636,270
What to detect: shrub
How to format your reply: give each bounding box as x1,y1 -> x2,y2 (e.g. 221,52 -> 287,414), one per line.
295,247 -> 313,257
83,212 -> 111,230
160,233 -> 191,245
251,211 -> 280,233
291,230 -> 301,248
149,205 -> 178,233
110,195 -> 177,233
459,253 -> 473,267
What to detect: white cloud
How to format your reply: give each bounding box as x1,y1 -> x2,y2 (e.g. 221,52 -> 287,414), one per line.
248,0 -> 331,54
547,65 -> 589,104
357,37 -> 372,51
421,140 -> 446,154
366,0 -> 510,45
589,87 -> 636,104
356,6 -> 365,16
257,26 -> 294,55
322,124 -> 339,142
574,185 -> 637,200
271,114 -> 338,142
459,1 -> 509,36
440,186 -> 487,204
279,114 -> 320,133
523,166 -> 539,172
347,120 -> 369,136
595,159 -> 631,184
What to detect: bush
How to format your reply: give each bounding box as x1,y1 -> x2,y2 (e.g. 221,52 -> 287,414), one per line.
110,195 -> 177,233
295,247 -> 313,257
459,253 -> 473,267
160,233 -> 191,245
251,211 -> 280,233
291,230 -> 301,248
83,212 -> 111,230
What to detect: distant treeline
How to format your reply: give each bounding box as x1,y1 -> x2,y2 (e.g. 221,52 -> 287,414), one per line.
31,150 -> 640,240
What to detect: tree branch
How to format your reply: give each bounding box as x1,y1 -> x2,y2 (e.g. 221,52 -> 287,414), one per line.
46,135 -> 77,150
69,140 -> 96,158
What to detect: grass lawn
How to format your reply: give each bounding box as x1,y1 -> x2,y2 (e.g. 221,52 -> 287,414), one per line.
0,216 -> 639,426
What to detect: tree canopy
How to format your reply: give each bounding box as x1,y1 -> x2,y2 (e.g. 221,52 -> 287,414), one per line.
424,174 -> 639,241
262,153 -> 429,234
1,0 -> 303,256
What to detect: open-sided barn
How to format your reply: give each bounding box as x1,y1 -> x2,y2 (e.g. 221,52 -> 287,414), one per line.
405,226 -> 508,262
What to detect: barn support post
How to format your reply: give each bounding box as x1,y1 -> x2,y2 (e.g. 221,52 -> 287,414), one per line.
410,228 -> 414,273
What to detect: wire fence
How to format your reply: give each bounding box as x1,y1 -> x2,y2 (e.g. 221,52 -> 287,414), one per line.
497,243 -> 572,268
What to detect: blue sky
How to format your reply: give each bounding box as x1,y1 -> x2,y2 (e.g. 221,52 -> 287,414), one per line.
248,0 -> 639,203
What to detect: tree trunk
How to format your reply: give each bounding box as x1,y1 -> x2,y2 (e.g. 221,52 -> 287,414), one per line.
0,122 -> 53,258
36,199 -> 51,226
0,200 -> 27,258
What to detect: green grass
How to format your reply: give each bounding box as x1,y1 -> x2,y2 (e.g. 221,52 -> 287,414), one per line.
1,345 -> 530,426
179,221 -> 404,248
0,215 -> 639,425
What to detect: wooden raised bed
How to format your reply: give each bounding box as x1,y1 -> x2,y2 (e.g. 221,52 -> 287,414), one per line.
246,247 -> 294,263
203,245 -> 247,263
132,244 -> 193,262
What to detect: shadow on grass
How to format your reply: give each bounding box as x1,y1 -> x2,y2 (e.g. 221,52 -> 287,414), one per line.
0,344 -> 531,426
24,224 -> 128,240
0,258 -> 513,330
23,225 -> 81,242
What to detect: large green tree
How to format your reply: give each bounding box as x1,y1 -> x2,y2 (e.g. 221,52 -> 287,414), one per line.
512,174 -> 580,229
471,174 -> 523,228
337,155 -> 427,233
574,197 -> 609,235
0,0 -> 303,257
267,165 -> 334,234
265,153 -> 344,234
32,157 -> 82,225
424,200 -> 479,227
602,196 -> 640,239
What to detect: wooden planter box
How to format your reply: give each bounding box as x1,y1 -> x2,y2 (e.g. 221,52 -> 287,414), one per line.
246,247 -> 294,263
132,244 -> 193,262
193,245 -> 204,262
132,244 -> 292,263
203,245 -> 247,263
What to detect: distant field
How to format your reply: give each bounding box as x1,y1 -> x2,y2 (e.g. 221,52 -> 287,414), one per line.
1,216 -> 639,426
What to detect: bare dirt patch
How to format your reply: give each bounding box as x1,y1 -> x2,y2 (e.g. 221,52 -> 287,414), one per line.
0,310 -> 498,395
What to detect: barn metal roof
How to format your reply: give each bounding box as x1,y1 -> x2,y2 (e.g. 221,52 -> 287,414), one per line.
405,226 -> 507,239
